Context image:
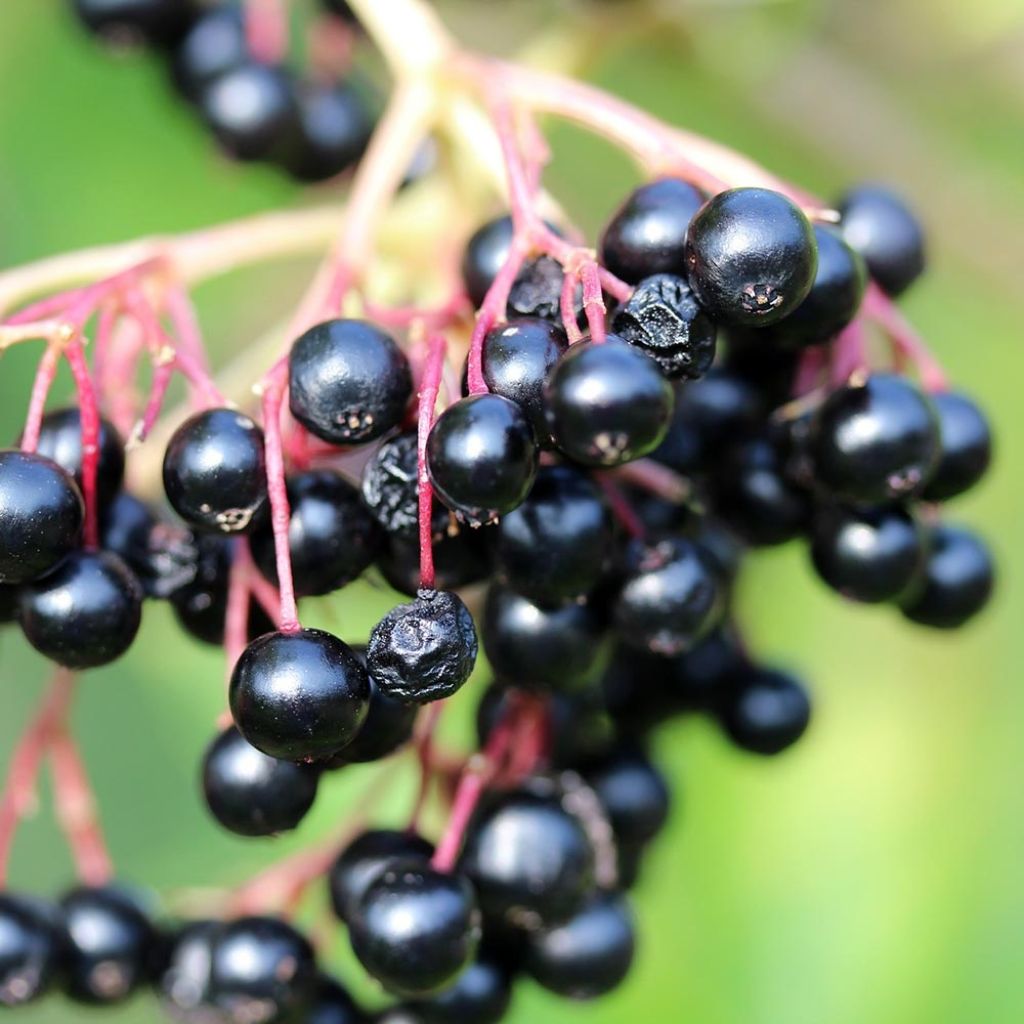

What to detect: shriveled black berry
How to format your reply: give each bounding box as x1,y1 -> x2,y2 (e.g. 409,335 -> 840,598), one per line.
0,893 -> 66,1007
408,957 -> 512,1024
289,319 -> 412,445
921,391 -> 993,502
202,726 -> 320,837
685,187 -> 817,326
611,273 -> 717,379
74,0 -> 197,48
367,589 -> 478,704
718,667 -> 811,755
361,432 -> 422,538
32,407 -> 125,509
172,4 -> 247,101
283,80 -> 373,182
507,256 -> 580,323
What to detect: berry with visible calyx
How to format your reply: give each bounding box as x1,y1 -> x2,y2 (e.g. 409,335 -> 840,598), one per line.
809,373 -> 940,504
229,628 -> 370,762
482,585 -> 604,691
329,830 -> 434,924
524,893 -> 635,1000
427,395 -> 538,525
163,408 -> 267,534
613,536 -> 723,655
73,0 -> 197,48
61,886 -> 158,1005
284,80 -> 373,182
584,745 -> 671,848
685,187 -> 817,326
494,464 -> 612,606
921,391 -> 993,502
0,450 -> 83,585
19,550 -> 143,668
366,589 -> 478,705
507,256 -> 580,324
460,791 -> 595,930
611,273 -> 717,379
461,216 -> 514,310
377,520 -> 494,598
838,184 -> 925,297
0,893 -> 66,1008
32,407 -> 125,509
348,862 -> 481,997
718,667 -> 811,755
305,975 -> 366,1024
202,726 -> 320,837
172,4 -> 247,101
600,177 -> 705,284
900,523 -> 994,629
249,469 -> 381,597
289,319 -> 412,446
208,917 -> 317,1024
408,957 -> 512,1024
157,919 -> 218,1019
811,503 -> 927,603
545,337 -> 674,467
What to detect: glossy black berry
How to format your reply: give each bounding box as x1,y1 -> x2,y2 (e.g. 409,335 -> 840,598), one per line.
611,273 -> 717,379
202,726 -> 320,837
19,550 -> 143,668
349,862 -> 481,997
408,957 -> 512,1024
0,450 -> 83,585
305,975 -> 366,1024
460,792 -> 595,929
920,391 -> 993,502
172,5 -> 247,102
461,216 -> 514,310
200,62 -> 299,162
32,407 -> 124,509
163,408 -> 267,534
494,464 -> 612,606
289,319 -> 412,445
524,893 -> 635,1000
478,318 -> 568,445
250,469 -> 380,597
838,184 -> 925,297
366,589 -> 478,704
427,395 -> 538,525
545,338 -> 674,467
157,919 -> 218,1020
613,536 -> 723,655
284,80 -> 373,182
900,524 -> 994,629
377,520 -> 494,598
208,917 -> 317,1023
74,0 -> 196,48
482,585 -> 604,691
718,667 -> 811,755
811,504 -> 927,603
600,177 -> 705,284
809,373 -> 940,504
685,187 -> 817,326
585,746 -> 671,847
507,256 -> 579,323
61,886 -> 157,1005
229,628 -> 370,762
0,893 -> 66,1008
329,830 -> 434,924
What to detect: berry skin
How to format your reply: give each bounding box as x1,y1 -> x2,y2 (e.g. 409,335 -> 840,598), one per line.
348,861 -> 481,997
494,464 -> 612,606
32,406 -> 125,509
157,919 -> 219,1019
838,184 -> 925,297
478,318 -> 568,446
377,520 -> 494,598
0,586 -> 17,625
900,524 -> 994,629
163,408 -> 267,534
73,0 -> 197,48
99,492 -> 159,594
19,550 -> 143,669
584,745 -> 671,848
366,589 -> 478,705
809,373 -> 940,505
685,187 -> 818,326
200,62 -> 299,163
810,504 -> 927,604
920,391 -> 993,502
599,177 -> 705,284
718,667 -> 811,755
329,661 -> 418,765
208,917 -> 317,1024
611,273 -> 717,380
461,216 -> 514,310
60,886 -> 158,1005
202,726 -> 320,837
250,470 -> 381,597
288,319 -> 412,446
329,830 -> 435,924
229,628 -> 370,762
613,536 -> 723,655
0,893 -> 66,1008
284,80 -> 373,183
408,957 -> 512,1024
524,893 -> 636,1000
482,585 -> 604,691
360,432 -> 425,538
0,450 -> 84,585
172,4 -> 247,101
427,395 -> 538,525
545,338 -> 675,467
459,792 -> 595,930
507,256 -> 580,324
305,975 -> 366,1024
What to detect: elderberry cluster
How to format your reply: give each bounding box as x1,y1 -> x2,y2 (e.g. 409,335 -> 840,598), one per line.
71,0 -> 373,181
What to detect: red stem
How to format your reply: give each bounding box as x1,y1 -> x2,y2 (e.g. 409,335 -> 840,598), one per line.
244,0 -> 289,65
417,334 -> 448,590
596,475 -> 647,539
224,539 -> 254,684
580,261 -> 607,342
20,342 -> 63,453
64,338 -> 100,549
408,702 -> 446,834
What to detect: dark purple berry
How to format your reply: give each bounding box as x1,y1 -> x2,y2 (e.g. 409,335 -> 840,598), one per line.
73,0 -> 197,48
305,975 -> 366,1024
172,4 -> 247,102
920,391 -> 992,502
328,671 -> 417,765
718,667 -> 811,755
32,407 -> 124,508
377,521 -> 493,598
0,893 -> 66,1007
461,216 -> 514,310
585,745 -> 671,848
284,80 -> 373,183
408,957 -> 511,1024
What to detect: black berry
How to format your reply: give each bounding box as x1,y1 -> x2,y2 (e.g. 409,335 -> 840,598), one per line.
718,667 -> 811,755
0,893 -> 66,1008
32,407 -> 125,509
920,391 -> 993,502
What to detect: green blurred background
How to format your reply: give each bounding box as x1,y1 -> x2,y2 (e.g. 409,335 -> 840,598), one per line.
1,1 -> 1022,1021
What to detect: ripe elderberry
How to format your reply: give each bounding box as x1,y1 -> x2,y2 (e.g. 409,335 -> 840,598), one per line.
407,956 -> 512,1024
921,391 -> 993,502
172,4 -> 246,101
718,667 -> 812,755
73,0 -> 197,48
32,407 -> 125,509
0,893 -> 66,1008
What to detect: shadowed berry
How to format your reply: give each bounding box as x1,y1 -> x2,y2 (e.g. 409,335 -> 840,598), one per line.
377,521 -> 494,597
718,667 -> 811,755
172,4 -> 247,101
0,893 -> 66,1008
32,407 -> 125,509
507,256 -> 579,323
408,957 -> 511,1024
305,975 -> 366,1024
921,391 -> 992,502
74,0 -> 197,48
284,80 -> 373,182
461,216 -> 514,310
585,745 -> 671,848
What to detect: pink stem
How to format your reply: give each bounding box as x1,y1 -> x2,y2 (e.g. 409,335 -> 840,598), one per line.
244,0 -> 289,65
580,261 -> 607,342
135,356 -> 175,443
4,290 -> 80,327
830,321 -> 869,386
225,539 -> 254,682
163,284 -> 212,375
363,292 -> 470,331
610,459 -> 691,504
64,339 -> 101,550
408,702 -> 446,833
597,475 -> 646,539
793,343 -> 827,398
417,335 -> 448,590
561,269 -> 583,344
91,301 -> 119,398
862,283 -> 949,391
20,343 -> 63,453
